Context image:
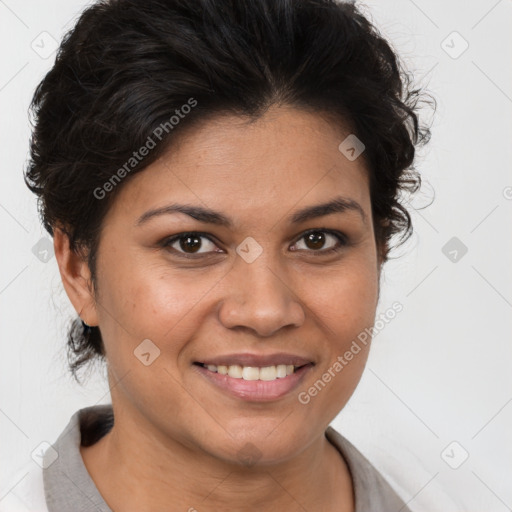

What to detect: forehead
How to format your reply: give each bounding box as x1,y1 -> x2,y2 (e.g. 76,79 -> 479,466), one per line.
105,106 -> 371,227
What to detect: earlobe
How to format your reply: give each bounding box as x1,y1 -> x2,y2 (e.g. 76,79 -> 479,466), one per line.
53,227 -> 99,327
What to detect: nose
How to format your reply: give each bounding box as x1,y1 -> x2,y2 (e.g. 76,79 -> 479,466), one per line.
217,255 -> 305,338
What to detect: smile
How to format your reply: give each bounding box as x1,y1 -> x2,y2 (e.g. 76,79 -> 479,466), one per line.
193,356 -> 314,402
197,363 -> 303,381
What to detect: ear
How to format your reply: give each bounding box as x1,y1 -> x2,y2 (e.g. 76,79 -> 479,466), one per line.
53,226 -> 99,327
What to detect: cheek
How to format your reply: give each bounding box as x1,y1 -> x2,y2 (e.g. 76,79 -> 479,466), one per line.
308,259 -> 379,339
96,259 -> 221,363
296,260 -> 377,414
100,256 -> 190,325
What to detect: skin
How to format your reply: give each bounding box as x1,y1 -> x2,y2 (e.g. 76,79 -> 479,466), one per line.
54,105 -> 385,512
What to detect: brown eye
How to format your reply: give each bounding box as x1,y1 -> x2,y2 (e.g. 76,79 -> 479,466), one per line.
178,234 -> 202,253
305,231 -> 326,250
292,229 -> 347,254
163,232 -> 221,256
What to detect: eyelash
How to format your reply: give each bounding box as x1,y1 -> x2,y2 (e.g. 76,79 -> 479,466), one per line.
160,229 -> 349,259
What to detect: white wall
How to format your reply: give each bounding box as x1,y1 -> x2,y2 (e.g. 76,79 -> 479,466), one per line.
1,1 -> 511,510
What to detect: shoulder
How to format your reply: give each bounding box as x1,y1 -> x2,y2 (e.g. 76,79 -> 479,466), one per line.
326,426 -> 413,512
0,404 -> 113,512
0,461 -> 48,512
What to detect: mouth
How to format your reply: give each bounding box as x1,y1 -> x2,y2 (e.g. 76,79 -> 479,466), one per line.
194,362 -> 308,381
193,354 -> 314,402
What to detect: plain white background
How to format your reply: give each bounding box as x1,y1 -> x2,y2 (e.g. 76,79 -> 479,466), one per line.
1,0 -> 511,510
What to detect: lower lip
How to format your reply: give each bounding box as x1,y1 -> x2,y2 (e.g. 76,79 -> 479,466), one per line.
194,364 -> 313,402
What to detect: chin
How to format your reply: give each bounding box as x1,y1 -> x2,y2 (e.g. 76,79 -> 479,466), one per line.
200,422 -> 307,467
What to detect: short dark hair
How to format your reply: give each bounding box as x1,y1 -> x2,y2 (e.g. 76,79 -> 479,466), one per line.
24,0 -> 435,382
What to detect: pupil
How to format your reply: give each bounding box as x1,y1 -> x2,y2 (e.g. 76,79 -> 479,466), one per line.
306,232 -> 325,250
180,235 -> 201,253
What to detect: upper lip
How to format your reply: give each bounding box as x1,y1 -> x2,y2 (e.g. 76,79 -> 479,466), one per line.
197,352 -> 314,367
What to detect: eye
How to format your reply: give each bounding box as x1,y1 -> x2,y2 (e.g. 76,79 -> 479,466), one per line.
162,232 -> 223,258
161,229 -> 348,259
291,229 -> 347,255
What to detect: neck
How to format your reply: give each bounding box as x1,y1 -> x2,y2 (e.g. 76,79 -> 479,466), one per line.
80,404 -> 354,512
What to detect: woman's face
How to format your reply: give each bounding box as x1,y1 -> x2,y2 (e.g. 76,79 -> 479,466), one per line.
85,106 -> 381,464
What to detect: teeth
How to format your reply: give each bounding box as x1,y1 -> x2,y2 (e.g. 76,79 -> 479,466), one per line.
259,366 -> 277,381
242,366 -> 260,381
227,364 -> 243,378
276,364 -> 287,378
203,363 -> 302,381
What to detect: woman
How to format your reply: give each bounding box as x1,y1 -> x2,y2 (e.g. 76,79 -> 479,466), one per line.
7,0 -> 433,510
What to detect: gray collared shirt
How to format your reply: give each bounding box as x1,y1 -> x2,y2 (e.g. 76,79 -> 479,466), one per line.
42,404 -> 412,511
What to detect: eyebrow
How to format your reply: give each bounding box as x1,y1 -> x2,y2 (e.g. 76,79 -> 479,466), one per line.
135,195 -> 366,227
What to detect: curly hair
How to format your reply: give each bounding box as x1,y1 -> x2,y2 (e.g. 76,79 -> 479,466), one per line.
24,0 -> 435,382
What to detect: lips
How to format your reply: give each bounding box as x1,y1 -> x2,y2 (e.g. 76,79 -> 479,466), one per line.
193,352 -> 314,401
197,352 -> 313,368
